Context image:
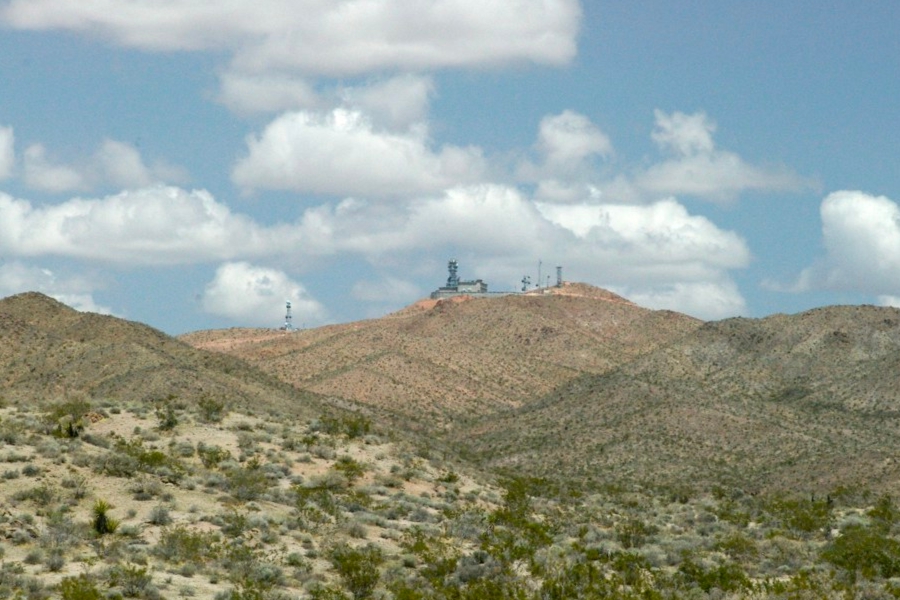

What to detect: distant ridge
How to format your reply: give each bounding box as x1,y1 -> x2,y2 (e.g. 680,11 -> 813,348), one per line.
0,292 -> 322,418
453,303 -> 900,493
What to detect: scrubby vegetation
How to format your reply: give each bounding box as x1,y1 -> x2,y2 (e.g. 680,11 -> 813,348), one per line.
1,395 -> 900,599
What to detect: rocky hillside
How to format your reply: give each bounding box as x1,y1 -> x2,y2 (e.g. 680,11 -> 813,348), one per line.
181,284 -> 701,430
184,290 -> 900,495
455,304 -> 900,494
0,292 -> 322,419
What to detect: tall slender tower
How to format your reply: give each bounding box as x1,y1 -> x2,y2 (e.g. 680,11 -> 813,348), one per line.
284,301 -> 294,331
447,259 -> 459,289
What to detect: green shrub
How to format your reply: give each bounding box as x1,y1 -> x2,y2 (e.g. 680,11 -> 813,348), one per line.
92,499 -> 119,536
821,525 -> 900,580
46,397 -> 91,438
106,563 -> 153,597
198,443 -> 232,469
333,456 -> 366,484
765,494 -> 832,534
154,525 -> 220,564
198,396 -> 227,423
227,458 -> 270,501
678,556 -> 750,593
319,414 -> 371,439
60,574 -> 102,600
330,543 -> 383,600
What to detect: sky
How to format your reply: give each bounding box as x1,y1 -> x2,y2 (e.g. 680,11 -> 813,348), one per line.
0,1 -> 899,334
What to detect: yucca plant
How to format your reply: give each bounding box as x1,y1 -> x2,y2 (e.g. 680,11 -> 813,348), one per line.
92,499 -> 119,535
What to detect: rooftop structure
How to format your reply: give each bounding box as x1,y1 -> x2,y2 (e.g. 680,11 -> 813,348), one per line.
430,259 -> 488,299
429,258 -> 564,300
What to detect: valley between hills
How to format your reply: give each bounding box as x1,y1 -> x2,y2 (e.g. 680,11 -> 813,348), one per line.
3,286 -> 900,598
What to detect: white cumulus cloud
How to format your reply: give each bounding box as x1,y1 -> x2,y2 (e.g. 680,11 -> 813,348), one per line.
340,74 -> 435,131
0,186 -> 301,265
232,109 -> 485,196
1,0 -> 580,76
22,139 -> 186,193
217,72 -> 321,115
791,190 -> 900,296
23,144 -> 87,192
634,110 -> 809,203
201,261 -> 326,327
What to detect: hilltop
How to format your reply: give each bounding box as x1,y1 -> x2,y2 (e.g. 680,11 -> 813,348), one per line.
181,283 -> 701,431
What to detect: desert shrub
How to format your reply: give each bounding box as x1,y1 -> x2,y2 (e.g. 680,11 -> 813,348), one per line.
41,510 -> 85,551
227,458 -> 270,501
101,438 -> 186,482
154,525 -> 220,564
45,549 -> 65,572
868,494 -> 898,534
13,483 -> 56,506
93,499 -> 119,536
106,563 -> 154,598
148,505 -> 172,526
820,524 -> 900,580
318,414 -> 371,439
130,477 -> 163,501
59,573 -> 102,600
61,475 -> 89,499
333,456 -> 366,484
198,443 -> 232,469
715,532 -> 759,560
46,397 -> 91,438
198,396 -> 227,423
330,543 -> 383,600
764,494 -> 832,534
154,394 -> 179,431
678,556 -> 750,593
616,517 -> 658,549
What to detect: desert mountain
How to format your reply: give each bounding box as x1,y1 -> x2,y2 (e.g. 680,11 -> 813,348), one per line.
184,287 -> 900,494
181,283 -> 701,430
455,304 -> 900,494
0,292 -> 321,418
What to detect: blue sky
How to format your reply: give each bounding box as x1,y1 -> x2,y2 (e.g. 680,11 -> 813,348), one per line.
1,1 -> 899,333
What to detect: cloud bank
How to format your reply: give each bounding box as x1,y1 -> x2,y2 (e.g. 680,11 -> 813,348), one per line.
1,0 -> 581,76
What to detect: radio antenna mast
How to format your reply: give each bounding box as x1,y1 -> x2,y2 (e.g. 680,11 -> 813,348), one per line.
283,301 -> 294,331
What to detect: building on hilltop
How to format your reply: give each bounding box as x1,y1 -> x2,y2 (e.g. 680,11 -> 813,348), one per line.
429,258 -> 564,300
430,259 -> 488,299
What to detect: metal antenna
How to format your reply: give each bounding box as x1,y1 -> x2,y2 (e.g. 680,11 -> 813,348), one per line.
537,260 -> 542,289
283,301 -> 294,331
447,259 -> 459,289
556,266 -> 563,287
521,275 -> 531,292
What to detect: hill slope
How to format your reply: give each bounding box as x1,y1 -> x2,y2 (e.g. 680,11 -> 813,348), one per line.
0,292 -> 322,418
181,284 -> 702,429
454,304 -> 900,493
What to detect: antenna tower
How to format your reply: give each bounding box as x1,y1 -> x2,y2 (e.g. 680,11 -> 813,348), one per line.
283,301 -> 294,331
537,260 -> 542,289
447,259 -> 459,289
556,266 -> 563,287
521,275 -> 531,292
